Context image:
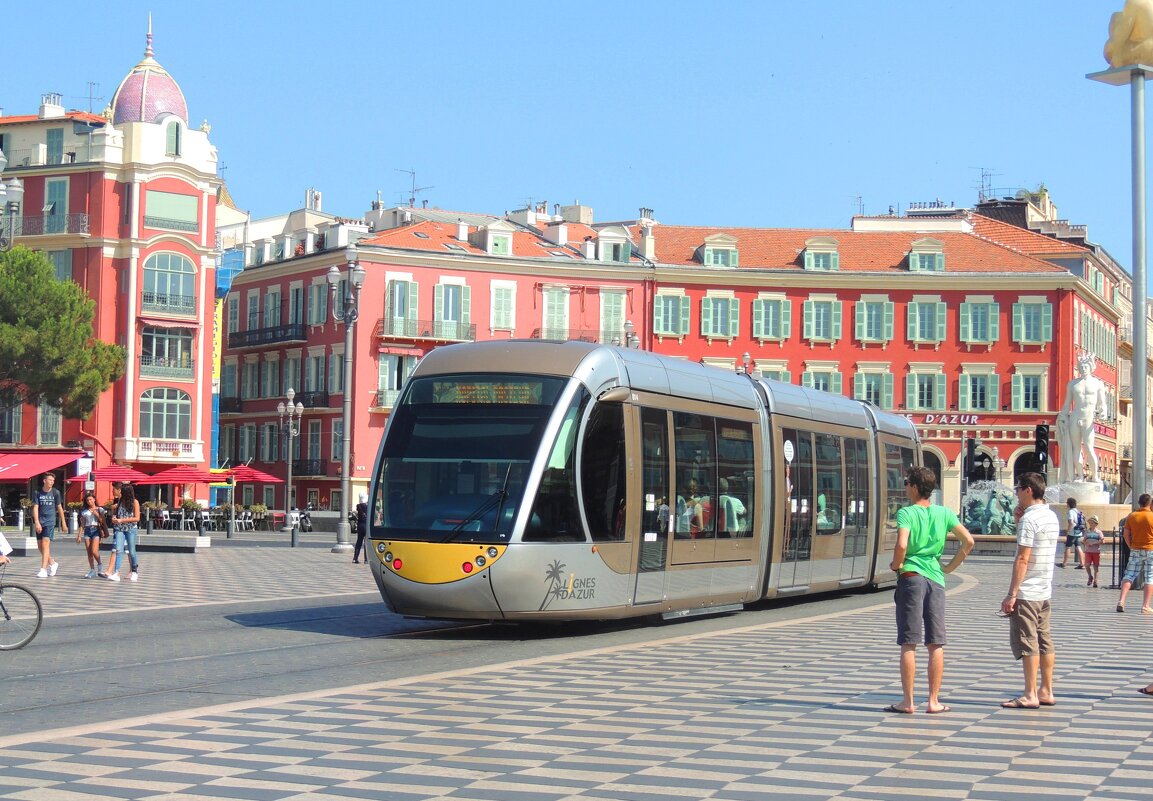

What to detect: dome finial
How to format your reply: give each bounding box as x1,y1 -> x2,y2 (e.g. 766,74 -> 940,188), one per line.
145,13 -> 154,58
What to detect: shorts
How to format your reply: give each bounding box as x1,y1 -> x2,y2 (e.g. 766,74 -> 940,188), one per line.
36,523 -> 55,541
1010,599 -> 1052,659
1065,533 -> 1084,548
894,572 -> 947,646
1083,552 -> 1101,568
83,526 -> 101,540
1123,549 -> 1153,585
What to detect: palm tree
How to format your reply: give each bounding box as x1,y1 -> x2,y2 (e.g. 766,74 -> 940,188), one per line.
538,559 -> 567,611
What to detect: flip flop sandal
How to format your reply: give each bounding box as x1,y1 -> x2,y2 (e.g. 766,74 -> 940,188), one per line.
1001,697 -> 1040,709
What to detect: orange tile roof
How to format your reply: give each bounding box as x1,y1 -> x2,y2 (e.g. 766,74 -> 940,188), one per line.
971,214 -> 1089,256
363,220 -> 585,259
632,224 -> 1067,274
0,111 -> 107,127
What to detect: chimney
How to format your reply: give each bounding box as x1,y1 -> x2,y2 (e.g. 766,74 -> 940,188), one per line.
640,224 -> 655,260
38,92 -> 65,119
457,220 -> 468,241
582,237 -> 596,259
544,222 -> 568,247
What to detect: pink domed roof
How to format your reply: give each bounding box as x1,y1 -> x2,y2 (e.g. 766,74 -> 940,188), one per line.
111,26 -> 188,125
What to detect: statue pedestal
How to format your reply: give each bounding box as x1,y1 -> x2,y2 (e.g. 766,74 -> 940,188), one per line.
1047,480 -> 1110,507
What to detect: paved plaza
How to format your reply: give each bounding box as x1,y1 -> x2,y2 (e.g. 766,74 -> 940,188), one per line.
1,542 -> 1152,800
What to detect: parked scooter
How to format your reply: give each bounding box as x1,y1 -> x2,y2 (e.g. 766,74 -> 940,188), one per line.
299,503 -> 314,532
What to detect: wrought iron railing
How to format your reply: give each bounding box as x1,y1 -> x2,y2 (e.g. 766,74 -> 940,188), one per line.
292,459 -> 327,476
142,292 -> 196,316
374,388 -> 401,409
11,213 -> 90,236
374,317 -> 477,342
140,356 -> 194,379
228,323 -> 307,348
295,391 -> 329,408
219,397 -> 243,414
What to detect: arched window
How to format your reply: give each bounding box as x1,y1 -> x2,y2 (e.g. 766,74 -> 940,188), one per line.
165,120 -> 182,156
142,252 -> 196,315
139,388 -> 191,440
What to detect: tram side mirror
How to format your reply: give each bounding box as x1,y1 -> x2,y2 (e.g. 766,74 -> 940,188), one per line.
598,386 -> 631,402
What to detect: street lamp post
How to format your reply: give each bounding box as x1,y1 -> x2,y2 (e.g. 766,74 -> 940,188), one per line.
327,245 -> 366,553
0,148 -> 26,252
278,389 -> 304,531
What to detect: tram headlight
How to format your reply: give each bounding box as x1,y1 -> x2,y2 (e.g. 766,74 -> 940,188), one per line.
376,543 -> 386,553
475,555 -> 486,567
462,561 -> 474,574
487,547 -> 498,558
384,551 -> 393,562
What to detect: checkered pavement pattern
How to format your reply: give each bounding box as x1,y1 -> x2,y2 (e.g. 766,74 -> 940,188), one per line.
4,534 -> 377,617
1,554 -> 1152,800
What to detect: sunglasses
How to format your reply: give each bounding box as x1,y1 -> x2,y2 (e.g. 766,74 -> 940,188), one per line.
1015,486 -> 1029,492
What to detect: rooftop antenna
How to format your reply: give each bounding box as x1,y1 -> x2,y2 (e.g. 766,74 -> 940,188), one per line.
974,167 -> 999,203
396,168 -> 433,207
853,194 -> 864,216
71,81 -> 103,114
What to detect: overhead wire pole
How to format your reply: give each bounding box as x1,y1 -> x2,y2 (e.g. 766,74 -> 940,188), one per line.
1089,61 -> 1152,507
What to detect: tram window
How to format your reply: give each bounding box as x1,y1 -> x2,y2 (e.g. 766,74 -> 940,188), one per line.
581,401 -> 627,542
525,390 -> 589,542
639,408 -> 670,571
717,421 -> 753,537
814,433 -> 843,535
782,428 -> 813,561
842,438 -> 869,557
674,412 -> 718,540
882,443 -> 909,549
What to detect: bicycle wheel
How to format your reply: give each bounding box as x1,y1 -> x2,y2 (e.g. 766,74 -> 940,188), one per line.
0,583 -> 43,650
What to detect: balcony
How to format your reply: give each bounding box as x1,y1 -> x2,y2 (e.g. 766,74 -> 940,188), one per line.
292,459 -> 327,477
530,327 -> 611,343
228,322 -> 307,348
219,396 -> 243,414
1120,326 -> 1133,346
374,317 -> 476,342
11,213 -> 90,236
295,390 -> 329,408
139,356 -> 195,380
142,292 -> 196,316
373,388 -> 401,409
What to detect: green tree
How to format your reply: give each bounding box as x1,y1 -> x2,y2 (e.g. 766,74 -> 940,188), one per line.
0,246 -> 125,419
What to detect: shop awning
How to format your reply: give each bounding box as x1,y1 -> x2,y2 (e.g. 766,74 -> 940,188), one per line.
0,451 -> 79,482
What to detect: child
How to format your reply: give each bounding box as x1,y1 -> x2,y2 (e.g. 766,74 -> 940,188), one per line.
1083,514 -> 1104,588
75,492 -> 108,578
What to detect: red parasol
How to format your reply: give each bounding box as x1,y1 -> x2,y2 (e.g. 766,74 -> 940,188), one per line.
227,464 -> 284,484
136,465 -> 218,485
69,464 -> 152,483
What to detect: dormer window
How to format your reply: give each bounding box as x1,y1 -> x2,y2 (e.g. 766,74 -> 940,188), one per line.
596,225 -> 632,263
699,233 -> 739,267
491,235 -> 511,255
909,238 -> 944,272
474,220 -> 517,256
803,237 -> 839,271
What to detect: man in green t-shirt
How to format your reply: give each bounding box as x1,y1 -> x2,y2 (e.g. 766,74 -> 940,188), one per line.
886,466 -> 974,714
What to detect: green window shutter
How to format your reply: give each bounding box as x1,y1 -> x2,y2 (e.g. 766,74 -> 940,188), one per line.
959,302 -> 971,342
905,374 -> 917,409
801,371 -> 813,388
1041,303 -> 1053,341
853,372 -> 865,399
934,302 -> 946,341
831,302 -> 842,340
461,286 -> 471,327
989,374 -> 1000,410
407,282 -> 419,323
780,370 -> 792,384
959,373 -> 971,411
989,303 -> 1000,341
830,252 -> 840,271
883,302 -> 894,340
1012,303 -> 1024,342
803,300 -> 814,339
1011,374 -> 1023,410
882,373 -> 894,409
654,297 -> 667,333
781,300 -> 792,338
855,301 -> 866,340
753,299 -> 764,338
702,247 -> 713,265
804,251 -> 814,270
434,285 -> 444,321
679,296 -> 690,335
935,253 -> 944,272
701,298 -> 713,336
907,302 -> 919,341
831,372 -> 843,395
729,298 -> 740,338
730,249 -> 739,267
935,373 -> 947,410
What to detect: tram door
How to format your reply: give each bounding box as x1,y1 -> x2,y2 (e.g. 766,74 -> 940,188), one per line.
779,428 -> 813,589
634,407 -> 670,604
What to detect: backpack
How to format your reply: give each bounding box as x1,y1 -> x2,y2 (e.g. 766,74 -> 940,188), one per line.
1074,509 -> 1086,534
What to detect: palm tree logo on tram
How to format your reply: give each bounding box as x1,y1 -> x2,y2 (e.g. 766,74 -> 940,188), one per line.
538,559 -> 568,611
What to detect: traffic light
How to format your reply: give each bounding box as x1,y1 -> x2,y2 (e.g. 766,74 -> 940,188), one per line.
1034,423 -> 1050,464
965,437 -> 977,478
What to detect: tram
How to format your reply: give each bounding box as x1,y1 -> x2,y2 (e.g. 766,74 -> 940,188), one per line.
366,340 -> 920,622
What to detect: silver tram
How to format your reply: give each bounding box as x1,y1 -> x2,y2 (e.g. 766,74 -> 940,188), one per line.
366,340 -> 920,621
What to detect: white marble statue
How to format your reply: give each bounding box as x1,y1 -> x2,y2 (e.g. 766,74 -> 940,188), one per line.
1105,0 -> 1153,67
1056,353 -> 1108,484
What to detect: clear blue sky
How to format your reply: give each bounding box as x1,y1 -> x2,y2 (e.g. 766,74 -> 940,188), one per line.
5,2 -> 1146,285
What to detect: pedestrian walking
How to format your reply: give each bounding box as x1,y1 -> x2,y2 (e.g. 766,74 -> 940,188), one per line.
886,466 -> 974,714
353,493 -> 368,564
31,472 -> 65,578
1059,497 -> 1086,568
1117,493 -> 1153,614
1082,515 -> 1104,588
76,492 -> 108,578
1000,471 -> 1060,709
105,483 -> 141,583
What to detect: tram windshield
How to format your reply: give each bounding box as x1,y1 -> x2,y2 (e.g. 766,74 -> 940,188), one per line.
375,373 -> 569,543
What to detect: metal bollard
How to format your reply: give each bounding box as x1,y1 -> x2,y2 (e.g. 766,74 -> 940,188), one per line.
291,522 -> 298,548
146,516 -> 154,536
197,514 -> 205,536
